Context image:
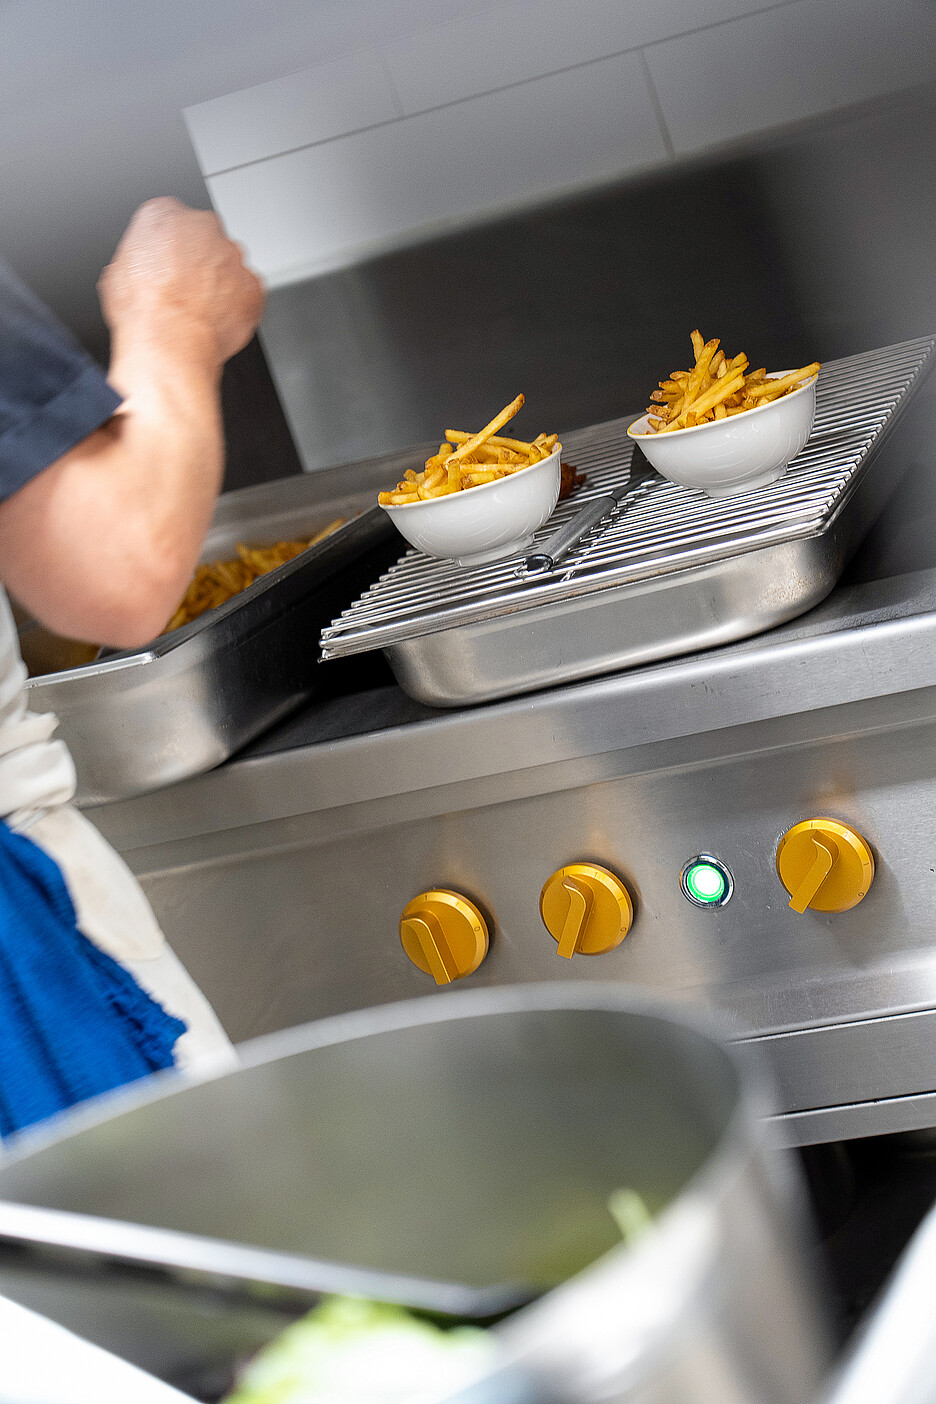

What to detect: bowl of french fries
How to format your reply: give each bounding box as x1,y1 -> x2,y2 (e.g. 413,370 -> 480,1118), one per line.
378,394 -> 562,566
627,331 -> 820,498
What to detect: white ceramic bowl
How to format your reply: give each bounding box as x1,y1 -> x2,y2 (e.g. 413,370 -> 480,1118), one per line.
627,372 -> 818,498
379,447 -> 562,566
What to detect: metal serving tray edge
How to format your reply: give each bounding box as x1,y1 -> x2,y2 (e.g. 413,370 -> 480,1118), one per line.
23,456 -> 411,806
384,530 -> 848,706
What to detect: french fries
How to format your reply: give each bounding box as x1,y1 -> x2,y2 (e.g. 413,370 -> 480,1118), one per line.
559,459 -> 586,500
378,395 -> 560,505
161,520 -> 345,633
641,332 -> 820,434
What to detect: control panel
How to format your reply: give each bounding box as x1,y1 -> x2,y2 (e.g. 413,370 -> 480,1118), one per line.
397,818 -> 876,982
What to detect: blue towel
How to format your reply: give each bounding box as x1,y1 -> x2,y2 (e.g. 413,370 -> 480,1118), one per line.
0,819 -> 185,1137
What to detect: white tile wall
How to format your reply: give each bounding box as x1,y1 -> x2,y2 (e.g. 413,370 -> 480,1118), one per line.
185,49 -> 401,175
208,49 -> 667,284
383,0 -> 792,115
644,0 -> 936,156
185,0 -> 791,177
184,0 -> 936,287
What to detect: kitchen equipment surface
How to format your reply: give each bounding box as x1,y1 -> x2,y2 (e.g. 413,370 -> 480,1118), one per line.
520,480 -> 630,574
626,370 -> 819,498
0,985 -> 831,1402
321,338 -> 935,705
22,457 -> 410,805
82,559 -> 936,1149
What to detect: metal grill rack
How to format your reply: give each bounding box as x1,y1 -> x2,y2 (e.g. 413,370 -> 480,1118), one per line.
321,337 -> 935,705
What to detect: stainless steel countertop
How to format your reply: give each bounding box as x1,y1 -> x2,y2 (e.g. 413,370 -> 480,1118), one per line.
88,565 -> 936,855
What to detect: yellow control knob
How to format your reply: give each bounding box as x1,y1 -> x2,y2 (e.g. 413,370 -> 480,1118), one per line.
540,863 -> 633,958
776,819 -> 875,914
400,890 -> 489,984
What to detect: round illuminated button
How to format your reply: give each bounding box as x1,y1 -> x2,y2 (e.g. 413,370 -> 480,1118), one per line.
681,856 -> 733,908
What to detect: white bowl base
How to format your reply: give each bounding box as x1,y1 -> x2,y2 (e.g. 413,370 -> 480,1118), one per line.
456,533 -> 535,567
700,465 -> 788,498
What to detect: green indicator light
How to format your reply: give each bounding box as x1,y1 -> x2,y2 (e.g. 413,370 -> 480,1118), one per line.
681,856 -> 733,907
686,864 -> 726,903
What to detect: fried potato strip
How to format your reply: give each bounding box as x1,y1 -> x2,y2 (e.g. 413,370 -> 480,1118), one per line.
378,397 -> 568,505
641,332 -> 820,434
161,519 -> 345,633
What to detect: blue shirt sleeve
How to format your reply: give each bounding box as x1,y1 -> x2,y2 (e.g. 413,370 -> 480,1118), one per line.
0,261 -> 122,503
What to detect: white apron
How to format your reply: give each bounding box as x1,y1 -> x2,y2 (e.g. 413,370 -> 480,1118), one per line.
0,590 -> 235,1074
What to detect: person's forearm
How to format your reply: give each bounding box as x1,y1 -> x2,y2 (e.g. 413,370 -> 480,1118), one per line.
0,199 -> 264,648
0,316 -> 226,648
107,307 -> 226,584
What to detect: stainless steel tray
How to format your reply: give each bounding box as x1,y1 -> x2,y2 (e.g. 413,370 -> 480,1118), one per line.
23,452 -> 418,806
322,337 -> 936,705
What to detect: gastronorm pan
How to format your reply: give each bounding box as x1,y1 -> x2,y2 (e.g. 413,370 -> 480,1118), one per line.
321,338 -> 936,706
22,452 -> 414,805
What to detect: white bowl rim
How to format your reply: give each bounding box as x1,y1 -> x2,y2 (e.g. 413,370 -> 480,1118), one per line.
626,372 -> 818,441
378,444 -> 562,511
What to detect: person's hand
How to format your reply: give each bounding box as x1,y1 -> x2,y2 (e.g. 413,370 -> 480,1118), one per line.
98,198 -> 265,368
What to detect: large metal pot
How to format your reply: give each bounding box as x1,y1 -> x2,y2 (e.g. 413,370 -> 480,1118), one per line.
0,985 -> 831,1401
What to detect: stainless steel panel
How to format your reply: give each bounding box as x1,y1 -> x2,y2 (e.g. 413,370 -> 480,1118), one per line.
771,1090 -> 936,1149
88,567 -> 936,849
0,987 -> 830,1403
751,1010 -> 936,1113
121,708 -> 936,1043
322,338 -> 935,704
77,566 -> 936,1140
81,694 -> 936,1141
